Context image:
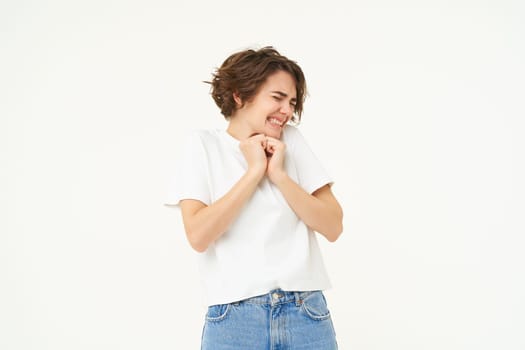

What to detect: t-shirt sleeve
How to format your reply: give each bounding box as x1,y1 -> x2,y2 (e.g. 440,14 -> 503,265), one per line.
288,126 -> 334,194
165,131 -> 211,207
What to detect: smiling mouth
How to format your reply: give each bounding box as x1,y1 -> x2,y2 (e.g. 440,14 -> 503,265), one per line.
267,117 -> 285,128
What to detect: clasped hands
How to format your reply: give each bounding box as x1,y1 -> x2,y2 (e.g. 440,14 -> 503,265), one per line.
239,133 -> 287,184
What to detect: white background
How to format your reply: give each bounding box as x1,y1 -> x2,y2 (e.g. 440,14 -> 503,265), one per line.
2,0 -> 524,349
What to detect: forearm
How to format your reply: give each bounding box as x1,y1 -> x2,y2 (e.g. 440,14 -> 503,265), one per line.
183,169 -> 263,252
273,174 -> 343,242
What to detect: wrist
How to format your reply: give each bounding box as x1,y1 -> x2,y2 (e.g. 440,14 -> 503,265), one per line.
269,170 -> 288,186
246,166 -> 266,181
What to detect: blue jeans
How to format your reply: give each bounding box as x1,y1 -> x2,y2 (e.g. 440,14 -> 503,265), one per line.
201,289 -> 338,349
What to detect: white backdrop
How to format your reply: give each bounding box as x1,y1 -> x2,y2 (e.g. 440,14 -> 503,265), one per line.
2,0 -> 524,349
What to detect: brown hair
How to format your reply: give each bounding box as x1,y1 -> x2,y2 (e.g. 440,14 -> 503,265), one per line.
206,46 -> 307,123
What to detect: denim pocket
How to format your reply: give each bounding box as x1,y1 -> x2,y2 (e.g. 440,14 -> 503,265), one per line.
301,291 -> 331,321
205,303 -> 231,322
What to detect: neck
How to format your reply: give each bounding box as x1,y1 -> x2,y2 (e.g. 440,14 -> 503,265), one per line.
226,115 -> 251,140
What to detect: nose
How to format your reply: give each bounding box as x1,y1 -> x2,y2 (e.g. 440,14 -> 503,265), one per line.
279,101 -> 293,116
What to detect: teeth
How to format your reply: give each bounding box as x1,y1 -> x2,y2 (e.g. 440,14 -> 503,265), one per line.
268,118 -> 282,126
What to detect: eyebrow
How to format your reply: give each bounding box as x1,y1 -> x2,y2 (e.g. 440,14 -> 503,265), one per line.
271,91 -> 297,102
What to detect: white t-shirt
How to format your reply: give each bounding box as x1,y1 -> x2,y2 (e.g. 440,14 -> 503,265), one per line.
166,125 -> 333,306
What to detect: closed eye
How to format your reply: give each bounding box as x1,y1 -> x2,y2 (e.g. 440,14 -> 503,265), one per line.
273,95 -> 296,107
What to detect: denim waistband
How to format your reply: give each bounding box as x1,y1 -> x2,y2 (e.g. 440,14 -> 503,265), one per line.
233,289 -> 319,307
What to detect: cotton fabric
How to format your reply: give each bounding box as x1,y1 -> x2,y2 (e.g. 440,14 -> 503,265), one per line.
166,125 -> 333,306
201,289 -> 338,349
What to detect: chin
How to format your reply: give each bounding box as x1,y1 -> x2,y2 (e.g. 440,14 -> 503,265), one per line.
265,129 -> 282,139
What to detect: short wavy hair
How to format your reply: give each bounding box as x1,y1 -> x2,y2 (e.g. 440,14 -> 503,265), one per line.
206,46 -> 307,123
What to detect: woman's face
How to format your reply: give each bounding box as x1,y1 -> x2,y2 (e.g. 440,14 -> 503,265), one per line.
231,70 -> 297,139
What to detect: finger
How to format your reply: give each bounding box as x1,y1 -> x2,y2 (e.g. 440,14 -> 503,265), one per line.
251,133 -> 266,140
245,134 -> 266,150
265,138 -> 284,153
265,137 -> 284,146
247,133 -> 265,143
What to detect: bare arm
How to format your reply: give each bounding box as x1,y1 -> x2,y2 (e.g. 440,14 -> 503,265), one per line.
180,169 -> 263,252
270,175 -> 343,242
266,137 -> 343,242
180,134 -> 267,252
273,179 -> 343,241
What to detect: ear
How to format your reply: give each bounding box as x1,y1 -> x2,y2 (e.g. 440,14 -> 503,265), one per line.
233,92 -> 242,107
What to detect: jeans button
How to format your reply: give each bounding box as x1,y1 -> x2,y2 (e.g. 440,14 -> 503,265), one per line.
272,292 -> 280,300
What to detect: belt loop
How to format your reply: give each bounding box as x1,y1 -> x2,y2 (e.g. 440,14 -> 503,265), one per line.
294,292 -> 302,306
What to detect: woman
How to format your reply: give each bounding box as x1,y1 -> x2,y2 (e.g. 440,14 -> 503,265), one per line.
167,46 -> 343,349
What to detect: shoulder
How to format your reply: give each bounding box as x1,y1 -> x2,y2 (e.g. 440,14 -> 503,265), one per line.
282,124 -> 300,143
177,129 -> 222,160
282,124 -> 300,138
282,124 -> 309,148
